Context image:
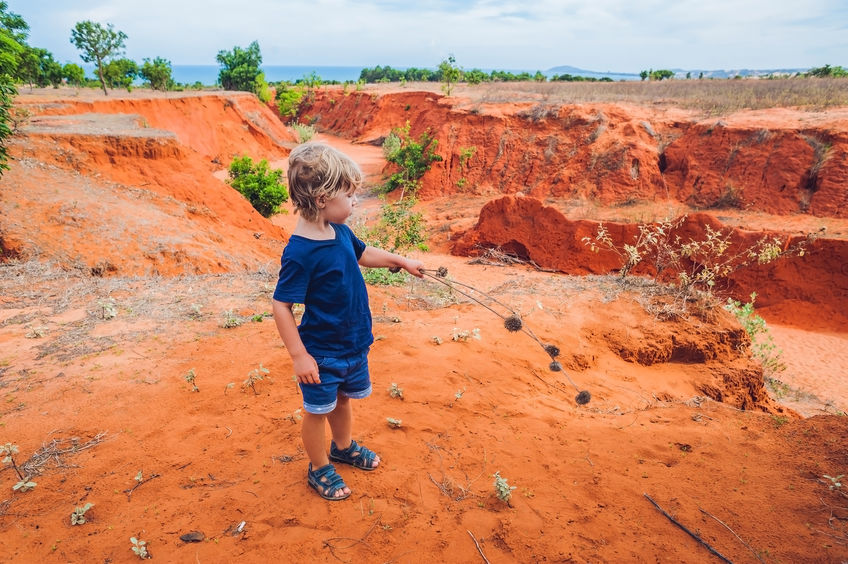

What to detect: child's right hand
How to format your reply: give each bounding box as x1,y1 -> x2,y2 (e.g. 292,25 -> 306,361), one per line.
292,352 -> 321,384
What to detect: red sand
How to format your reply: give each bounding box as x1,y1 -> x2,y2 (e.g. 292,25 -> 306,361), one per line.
0,87 -> 845,562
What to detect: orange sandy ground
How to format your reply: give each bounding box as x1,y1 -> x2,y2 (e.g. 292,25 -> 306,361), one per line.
0,90 -> 846,563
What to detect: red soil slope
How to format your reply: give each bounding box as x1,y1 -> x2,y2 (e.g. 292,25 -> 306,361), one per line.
2,92 -> 293,275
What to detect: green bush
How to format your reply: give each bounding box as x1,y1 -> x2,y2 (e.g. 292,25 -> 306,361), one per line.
275,83 -> 304,122
227,155 -> 288,217
382,121 -> 441,196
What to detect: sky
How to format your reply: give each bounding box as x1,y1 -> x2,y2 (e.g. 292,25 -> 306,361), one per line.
9,0 -> 848,72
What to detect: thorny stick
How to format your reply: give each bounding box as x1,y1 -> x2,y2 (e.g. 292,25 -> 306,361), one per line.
125,472 -> 161,500
644,493 -> 733,564
699,507 -> 765,563
467,530 -> 491,564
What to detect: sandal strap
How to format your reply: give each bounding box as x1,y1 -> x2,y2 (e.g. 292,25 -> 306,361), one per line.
334,440 -> 377,464
309,463 -> 346,494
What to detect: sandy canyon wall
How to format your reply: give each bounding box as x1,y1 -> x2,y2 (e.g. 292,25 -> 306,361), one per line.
299,90 -> 848,218
3,93 -> 293,275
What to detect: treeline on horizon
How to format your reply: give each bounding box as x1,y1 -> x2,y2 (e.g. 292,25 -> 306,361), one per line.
358,65 -> 615,83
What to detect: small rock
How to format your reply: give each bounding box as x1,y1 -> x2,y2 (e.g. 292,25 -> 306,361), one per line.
180,531 -> 205,543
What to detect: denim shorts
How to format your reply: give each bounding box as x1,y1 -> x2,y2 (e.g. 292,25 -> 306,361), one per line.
300,349 -> 371,414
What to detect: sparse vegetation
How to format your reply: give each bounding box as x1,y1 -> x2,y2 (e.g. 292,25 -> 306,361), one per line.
183,368 -> 199,392
582,215 -> 815,314
388,382 -> 404,399
243,364 -> 269,394
130,537 -> 150,559
291,121 -> 315,143
70,502 -> 94,525
725,293 -> 787,387
493,471 -> 516,505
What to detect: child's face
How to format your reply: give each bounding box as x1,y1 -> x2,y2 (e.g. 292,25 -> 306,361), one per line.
320,184 -> 358,224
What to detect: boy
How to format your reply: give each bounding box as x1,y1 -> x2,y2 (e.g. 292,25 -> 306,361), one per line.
272,142 -> 423,500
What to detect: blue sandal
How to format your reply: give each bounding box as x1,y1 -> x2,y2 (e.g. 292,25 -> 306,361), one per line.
329,440 -> 380,471
307,463 -> 350,501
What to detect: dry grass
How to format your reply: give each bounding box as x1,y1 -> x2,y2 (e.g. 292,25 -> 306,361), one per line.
369,78 -> 848,115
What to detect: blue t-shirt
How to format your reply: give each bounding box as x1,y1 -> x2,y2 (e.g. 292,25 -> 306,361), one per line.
273,223 -> 373,357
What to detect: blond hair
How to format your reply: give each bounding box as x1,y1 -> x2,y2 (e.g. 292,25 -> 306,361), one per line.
287,142 -> 363,221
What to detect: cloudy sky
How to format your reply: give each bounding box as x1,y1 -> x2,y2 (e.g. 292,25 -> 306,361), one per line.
10,0 -> 848,72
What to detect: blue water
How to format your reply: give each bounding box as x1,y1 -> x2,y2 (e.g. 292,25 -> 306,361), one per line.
173,65 -> 366,85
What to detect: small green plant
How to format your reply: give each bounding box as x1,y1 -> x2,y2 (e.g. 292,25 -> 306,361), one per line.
221,310 -> 242,329
99,299 -> 118,320
458,146 -> 476,169
244,364 -> 269,394
493,471 -> 516,505
388,383 -> 404,399
451,327 -> 480,342
2,443 -> 36,492
386,417 -> 402,429
130,537 -> 150,559
184,368 -> 199,392
25,326 -> 46,338
284,408 -> 303,423
822,474 -> 843,490
724,293 -> 786,379
291,122 -> 315,143
227,155 -> 289,217
70,502 -> 94,525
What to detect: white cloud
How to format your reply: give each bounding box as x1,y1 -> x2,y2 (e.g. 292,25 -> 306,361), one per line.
9,0 -> 847,70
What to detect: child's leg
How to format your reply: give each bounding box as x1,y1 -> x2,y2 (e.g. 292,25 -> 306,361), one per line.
302,411 -> 350,499
301,412 -> 330,468
328,394 -> 380,469
326,393 -> 352,449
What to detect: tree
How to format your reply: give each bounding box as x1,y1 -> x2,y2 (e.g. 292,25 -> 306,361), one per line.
639,70 -> 648,81
216,40 -> 263,92
18,46 -> 62,88
140,57 -> 173,91
0,78 -> 14,176
0,1 -> 27,44
70,21 -> 127,95
649,69 -> 674,81
62,62 -> 85,88
438,55 -> 461,96
0,1 -> 25,175
102,57 -> 137,90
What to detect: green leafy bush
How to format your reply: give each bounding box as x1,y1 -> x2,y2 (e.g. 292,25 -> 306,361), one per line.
275,83 -> 305,121
227,155 -> 288,217
382,121 -> 441,196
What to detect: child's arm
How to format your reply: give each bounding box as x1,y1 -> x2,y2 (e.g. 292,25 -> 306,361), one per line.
272,299 -> 321,384
358,246 -> 424,277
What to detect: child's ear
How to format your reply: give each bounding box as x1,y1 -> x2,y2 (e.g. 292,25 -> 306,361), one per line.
316,195 -> 326,208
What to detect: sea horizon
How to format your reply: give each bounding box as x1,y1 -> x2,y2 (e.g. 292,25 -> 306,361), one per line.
81,64 -> 634,86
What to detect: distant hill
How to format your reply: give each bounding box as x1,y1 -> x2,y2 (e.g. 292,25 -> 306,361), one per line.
546,65 -> 810,81
546,65 -> 640,81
